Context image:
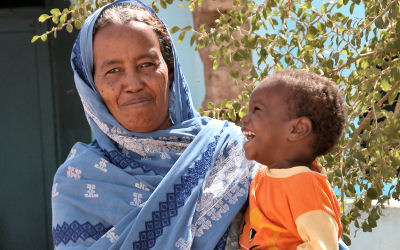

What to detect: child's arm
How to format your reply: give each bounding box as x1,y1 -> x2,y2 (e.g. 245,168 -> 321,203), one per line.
295,210 -> 339,250
287,173 -> 341,250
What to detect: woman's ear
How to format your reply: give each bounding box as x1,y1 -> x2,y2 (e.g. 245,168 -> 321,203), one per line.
287,117 -> 313,142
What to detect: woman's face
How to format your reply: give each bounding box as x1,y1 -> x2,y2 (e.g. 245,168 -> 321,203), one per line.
93,21 -> 171,133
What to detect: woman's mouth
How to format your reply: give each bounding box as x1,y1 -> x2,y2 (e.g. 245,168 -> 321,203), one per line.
121,97 -> 152,108
242,128 -> 255,140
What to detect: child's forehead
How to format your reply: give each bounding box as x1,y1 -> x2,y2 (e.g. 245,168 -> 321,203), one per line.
252,81 -> 289,100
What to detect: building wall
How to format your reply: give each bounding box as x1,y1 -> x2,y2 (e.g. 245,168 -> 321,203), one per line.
0,1 -> 90,249
349,201 -> 400,250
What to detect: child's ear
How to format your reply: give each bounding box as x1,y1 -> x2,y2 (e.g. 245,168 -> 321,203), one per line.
287,117 -> 313,142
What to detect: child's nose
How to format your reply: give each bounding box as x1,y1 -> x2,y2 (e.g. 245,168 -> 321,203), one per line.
241,113 -> 250,125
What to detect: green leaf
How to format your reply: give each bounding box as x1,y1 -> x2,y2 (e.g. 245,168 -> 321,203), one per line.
213,59 -> 219,70
230,70 -> 239,79
233,102 -> 241,111
152,3 -> 159,13
178,31 -> 186,44
225,101 -> 233,108
238,109 -> 246,118
31,35 -> 40,43
228,109 -> 236,121
40,34 -> 48,42
38,14 -> 50,22
60,14 -> 67,24
190,33 -> 196,46
389,4 -> 398,18
375,17 -> 385,29
316,22 -> 325,33
381,77 -> 391,91
170,26 -> 180,34
362,221 -> 372,232
350,2 -> 355,14
321,3 -> 329,14
182,25 -> 192,32
160,0 -> 167,9
74,20 -> 82,29
347,184 -> 356,193
188,3 -> 195,11
52,15 -> 59,24
198,0 -> 204,8
66,23 -> 74,33
207,102 -> 214,109
342,234 -> 351,246
50,8 -> 61,15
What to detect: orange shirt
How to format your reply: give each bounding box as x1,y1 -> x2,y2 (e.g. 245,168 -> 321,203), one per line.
239,166 -> 342,250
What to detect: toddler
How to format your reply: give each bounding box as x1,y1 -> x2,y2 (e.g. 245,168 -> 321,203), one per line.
239,69 -> 347,249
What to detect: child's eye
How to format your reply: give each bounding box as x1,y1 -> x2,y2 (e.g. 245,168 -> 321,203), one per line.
254,106 -> 260,111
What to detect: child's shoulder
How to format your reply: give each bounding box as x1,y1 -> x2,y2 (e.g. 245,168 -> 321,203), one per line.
255,165 -> 330,191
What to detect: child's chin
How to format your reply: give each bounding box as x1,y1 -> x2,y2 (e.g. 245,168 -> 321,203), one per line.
244,150 -> 255,161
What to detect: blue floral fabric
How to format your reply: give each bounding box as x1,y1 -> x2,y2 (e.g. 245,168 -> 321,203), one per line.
51,0 -> 253,249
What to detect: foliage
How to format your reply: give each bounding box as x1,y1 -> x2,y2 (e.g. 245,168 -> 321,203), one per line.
33,0 -> 400,245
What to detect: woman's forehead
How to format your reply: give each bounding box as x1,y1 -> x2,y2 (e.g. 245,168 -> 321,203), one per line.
93,22 -> 160,49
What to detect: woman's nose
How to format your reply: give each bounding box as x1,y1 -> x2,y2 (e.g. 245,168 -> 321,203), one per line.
123,70 -> 145,92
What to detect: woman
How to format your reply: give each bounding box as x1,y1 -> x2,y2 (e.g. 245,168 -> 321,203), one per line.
51,0 -> 253,249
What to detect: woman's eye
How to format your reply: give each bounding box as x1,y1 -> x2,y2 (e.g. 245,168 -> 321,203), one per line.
139,62 -> 155,69
254,106 -> 260,111
107,68 -> 121,74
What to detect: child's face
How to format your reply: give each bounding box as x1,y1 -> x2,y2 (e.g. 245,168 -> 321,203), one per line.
241,84 -> 292,166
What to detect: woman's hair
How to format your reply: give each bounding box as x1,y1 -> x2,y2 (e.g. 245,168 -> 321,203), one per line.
93,3 -> 174,77
263,69 -> 347,157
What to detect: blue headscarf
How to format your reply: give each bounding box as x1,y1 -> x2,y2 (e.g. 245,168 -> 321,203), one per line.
51,1 -> 253,249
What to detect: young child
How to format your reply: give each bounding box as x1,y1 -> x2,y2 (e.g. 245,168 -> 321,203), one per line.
239,69 -> 347,249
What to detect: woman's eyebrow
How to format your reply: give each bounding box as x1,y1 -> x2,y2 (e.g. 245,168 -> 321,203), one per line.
137,50 -> 160,60
99,59 -> 122,70
99,52 -> 160,69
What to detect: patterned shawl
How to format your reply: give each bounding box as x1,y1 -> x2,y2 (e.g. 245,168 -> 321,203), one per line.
51,0 -> 253,249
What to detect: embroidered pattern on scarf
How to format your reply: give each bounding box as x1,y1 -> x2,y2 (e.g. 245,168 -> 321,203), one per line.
132,123 -> 228,249
192,140 -> 249,237
83,100 -> 192,157
53,221 -> 112,246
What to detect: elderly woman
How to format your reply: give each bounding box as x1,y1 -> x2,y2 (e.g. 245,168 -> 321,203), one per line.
51,0 -> 253,249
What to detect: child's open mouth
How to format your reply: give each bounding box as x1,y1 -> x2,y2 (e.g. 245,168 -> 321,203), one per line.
242,128 -> 255,140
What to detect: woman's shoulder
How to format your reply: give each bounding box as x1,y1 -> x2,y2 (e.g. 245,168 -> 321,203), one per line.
206,118 -> 243,137
55,141 -> 104,177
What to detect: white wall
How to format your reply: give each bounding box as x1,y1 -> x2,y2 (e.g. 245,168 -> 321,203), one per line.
349,200 -> 400,249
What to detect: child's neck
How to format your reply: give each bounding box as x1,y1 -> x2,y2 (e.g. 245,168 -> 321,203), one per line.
268,159 -> 314,170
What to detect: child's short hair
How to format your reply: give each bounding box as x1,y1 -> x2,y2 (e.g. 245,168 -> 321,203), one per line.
263,69 -> 347,156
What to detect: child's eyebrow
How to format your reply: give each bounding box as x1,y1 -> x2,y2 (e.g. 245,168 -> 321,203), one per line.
252,99 -> 265,106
